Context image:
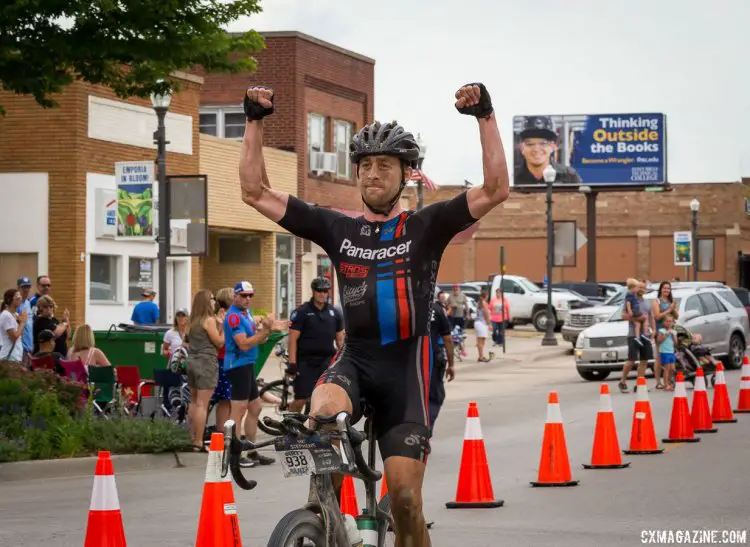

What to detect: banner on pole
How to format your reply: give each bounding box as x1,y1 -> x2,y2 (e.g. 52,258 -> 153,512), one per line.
673,231 -> 693,266
115,161 -> 155,239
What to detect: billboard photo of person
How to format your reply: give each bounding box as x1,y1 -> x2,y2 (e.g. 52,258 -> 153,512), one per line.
513,115 -> 582,187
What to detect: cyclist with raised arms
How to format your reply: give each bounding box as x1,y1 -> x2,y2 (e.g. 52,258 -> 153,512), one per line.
239,82 -> 509,546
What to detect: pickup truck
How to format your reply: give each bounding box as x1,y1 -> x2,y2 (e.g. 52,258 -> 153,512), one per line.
489,274 -> 587,332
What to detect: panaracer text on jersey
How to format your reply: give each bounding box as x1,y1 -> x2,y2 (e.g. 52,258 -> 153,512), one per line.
339,238 -> 412,260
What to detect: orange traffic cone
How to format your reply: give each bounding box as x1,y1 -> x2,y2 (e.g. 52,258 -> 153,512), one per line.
84,451 -> 127,547
734,357 -> 750,413
692,367 -> 718,433
623,377 -> 665,455
662,372 -> 700,443
445,402 -> 504,507
379,475 -> 388,501
712,363 -> 738,423
196,433 -> 242,547
583,384 -> 630,469
340,475 -> 360,517
531,392 -> 579,487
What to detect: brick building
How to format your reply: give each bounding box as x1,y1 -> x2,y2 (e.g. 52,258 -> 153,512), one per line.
428,181 -> 750,287
196,31 -> 375,307
0,72 -> 203,328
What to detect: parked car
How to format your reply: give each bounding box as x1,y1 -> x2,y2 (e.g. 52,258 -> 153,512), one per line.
731,287 -> 750,321
573,287 -> 749,381
550,282 -> 622,304
561,287 -> 627,346
489,275 -> 587,332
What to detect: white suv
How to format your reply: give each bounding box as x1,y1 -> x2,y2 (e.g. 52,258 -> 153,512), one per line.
489,274 -> 587,332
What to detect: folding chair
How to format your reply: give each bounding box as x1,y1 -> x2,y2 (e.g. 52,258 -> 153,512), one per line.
87,366 -> 119,417
30,355 -> 57,372
114,365 -> 155,416
60,359 -> 89,384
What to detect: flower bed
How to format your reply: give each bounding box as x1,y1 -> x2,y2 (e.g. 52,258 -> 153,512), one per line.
0,360 -> 191,463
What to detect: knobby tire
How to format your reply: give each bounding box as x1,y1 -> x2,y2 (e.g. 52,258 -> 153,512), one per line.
266,508 -> 326,547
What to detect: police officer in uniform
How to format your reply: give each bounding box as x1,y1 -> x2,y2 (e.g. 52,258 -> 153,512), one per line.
428,297 -> 455,434
287,277 -> 344,412
515,116 -> 582,185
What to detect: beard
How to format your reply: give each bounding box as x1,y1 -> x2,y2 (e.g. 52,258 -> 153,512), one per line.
361,183 -> 400,209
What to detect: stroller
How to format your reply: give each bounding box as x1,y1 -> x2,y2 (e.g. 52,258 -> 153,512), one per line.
452,325 -> 467,362
673,324 -> 717,387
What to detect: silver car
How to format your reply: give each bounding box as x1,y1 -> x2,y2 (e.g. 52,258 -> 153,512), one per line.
562,288 -> 626,346
573,287 -> 750,381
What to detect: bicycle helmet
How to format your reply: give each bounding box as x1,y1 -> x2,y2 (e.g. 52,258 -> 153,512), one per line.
311,277 -> 331,292
349,120 -> 421,215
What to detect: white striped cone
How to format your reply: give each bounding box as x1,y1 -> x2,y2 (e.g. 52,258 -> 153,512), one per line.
84,451 -> 127,547
712,364 -> 738,423
735,376 -> 750,413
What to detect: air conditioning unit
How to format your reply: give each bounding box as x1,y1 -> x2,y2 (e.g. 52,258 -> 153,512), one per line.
310,151 -> 338,175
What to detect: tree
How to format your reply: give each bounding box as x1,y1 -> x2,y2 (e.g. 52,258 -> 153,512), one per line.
0,0 -> 265,113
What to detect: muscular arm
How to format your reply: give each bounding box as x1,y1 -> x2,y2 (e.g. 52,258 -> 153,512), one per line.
335,330 -> 344,350
233,325 -> 269,352
239,120 -> 289,222
465,113 -> 510,219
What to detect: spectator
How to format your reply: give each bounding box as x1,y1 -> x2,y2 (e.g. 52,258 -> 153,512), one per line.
474,290 -> 492,362
33,329 -> 65,375
131,289 -> 159,325
68,324 -> 111,368
0,288 -> 28,362
428,296 -> 454,432
224,280 -> 288,468
446,284 -> 469,330
212,288 -> 235,435
29,275 -> 51,319
651,281 -> 679,390
32,295 -> 69,356
16,277 -> 34,364
162,308 -> 189,357
489,287 -> 510,346
185,289 -> 224,452
618,279 -> 655,393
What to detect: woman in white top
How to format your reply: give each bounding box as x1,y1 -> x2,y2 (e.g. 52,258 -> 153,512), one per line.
162,308 -> 189,357
0,288 -> 28,362
67,324 -> 111,368
474,290 -> 492,362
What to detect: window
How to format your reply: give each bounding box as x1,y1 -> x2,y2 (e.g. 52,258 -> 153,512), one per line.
276,234 -> 294,260
199,108 -> 245,139
697,238 -> 715,272
308,113 -> 326,172
716,289 -> 744,309
199,113 -> 218,136
90,255 -> 119,302
333,120 -> 353,179
218,235 -> 261,264
684,295 -> 704,316
128,258 -> 155,302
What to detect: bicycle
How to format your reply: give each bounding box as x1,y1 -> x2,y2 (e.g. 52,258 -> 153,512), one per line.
222,406 -> 397,546
257,344 -> 311,435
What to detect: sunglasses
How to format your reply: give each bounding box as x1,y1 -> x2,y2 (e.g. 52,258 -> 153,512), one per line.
238,293 -> 253,298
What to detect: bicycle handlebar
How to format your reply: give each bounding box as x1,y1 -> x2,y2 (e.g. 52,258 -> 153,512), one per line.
220,412 -> 382,490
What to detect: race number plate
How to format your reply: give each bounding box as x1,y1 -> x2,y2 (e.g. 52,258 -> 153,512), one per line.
601,351 -> 617,360
274,435 -> 342,479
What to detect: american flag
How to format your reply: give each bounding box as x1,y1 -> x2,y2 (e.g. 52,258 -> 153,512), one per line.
409,168 -> 437,191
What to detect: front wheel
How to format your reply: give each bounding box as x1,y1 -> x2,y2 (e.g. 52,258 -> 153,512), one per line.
267,509 -> 325,547
532,308 -> 556,332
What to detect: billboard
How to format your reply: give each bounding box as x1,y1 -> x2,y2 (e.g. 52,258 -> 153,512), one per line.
512,113 -> 667,189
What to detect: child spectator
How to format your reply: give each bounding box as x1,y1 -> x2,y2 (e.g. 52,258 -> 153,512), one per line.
625,278 -> 647,346
657,314 -> 678,390
34,329 -> 65,375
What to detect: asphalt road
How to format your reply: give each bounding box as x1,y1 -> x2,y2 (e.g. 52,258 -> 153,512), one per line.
2,333 -> 749,546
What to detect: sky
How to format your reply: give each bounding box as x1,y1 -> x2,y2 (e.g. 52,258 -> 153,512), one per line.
226,0 -> 750,187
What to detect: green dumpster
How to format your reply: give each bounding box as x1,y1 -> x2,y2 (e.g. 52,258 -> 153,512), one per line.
93,323 -> 170,380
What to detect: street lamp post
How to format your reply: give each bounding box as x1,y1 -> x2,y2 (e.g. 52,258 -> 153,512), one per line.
690,198 -> 700,281
415,133 -> 427,211
151,86 -> 172,324
541,165 -> 558,346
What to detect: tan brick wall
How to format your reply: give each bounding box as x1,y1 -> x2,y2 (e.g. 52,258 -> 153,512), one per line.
424,182 -> 750,285
201,231 -> 276,315
0,75 -> 201,326
199,134 -> 297,231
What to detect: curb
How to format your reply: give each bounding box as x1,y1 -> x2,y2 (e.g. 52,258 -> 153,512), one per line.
0,451 -> 208,483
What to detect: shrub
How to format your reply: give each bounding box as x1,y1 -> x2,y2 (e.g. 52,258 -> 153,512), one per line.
0,360 -> 192,462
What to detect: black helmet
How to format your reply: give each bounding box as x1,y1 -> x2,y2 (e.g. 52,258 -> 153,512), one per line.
519,116 -> 557,141
311,277 -> 331,292
349,120 -> 421,167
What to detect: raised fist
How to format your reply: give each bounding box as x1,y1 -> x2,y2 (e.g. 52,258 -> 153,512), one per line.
455,83 -> 493,119
244,86 -> 275,121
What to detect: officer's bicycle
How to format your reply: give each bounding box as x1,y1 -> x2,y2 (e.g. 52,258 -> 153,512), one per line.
256,344 -> 312,436
222,406 -> 396,546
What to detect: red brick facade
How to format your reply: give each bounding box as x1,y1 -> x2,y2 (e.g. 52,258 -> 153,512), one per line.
197,31 -> 375,304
